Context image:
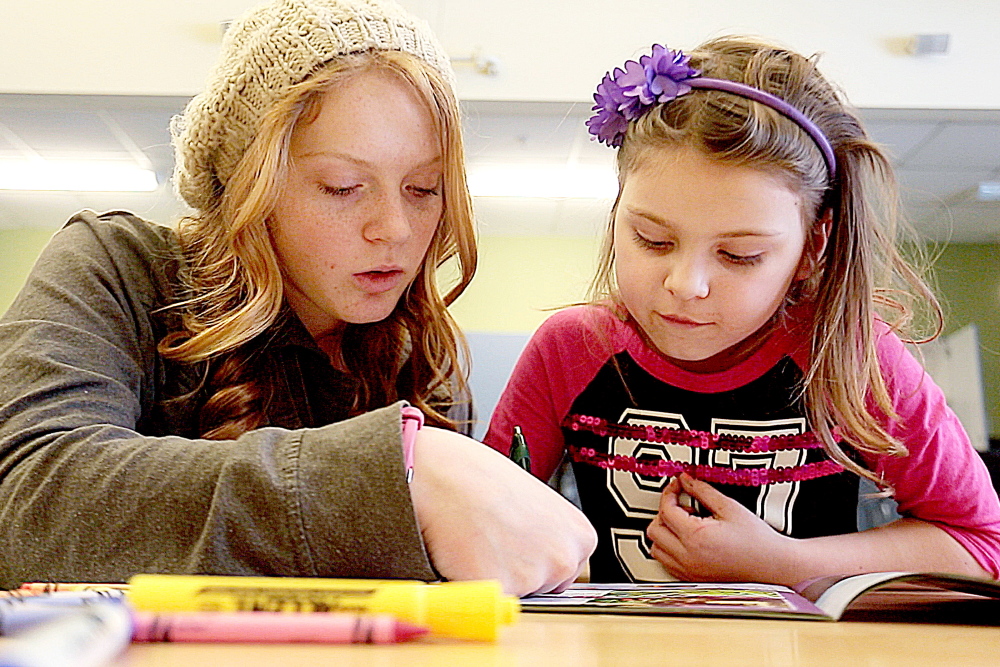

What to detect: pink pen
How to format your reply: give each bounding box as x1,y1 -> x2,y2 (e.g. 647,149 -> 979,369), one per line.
130,611 -> 429,644
401,405 -> 424,483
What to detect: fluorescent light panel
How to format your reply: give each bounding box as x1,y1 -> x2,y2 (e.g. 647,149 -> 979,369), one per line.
468,163 -> 617,199
0,158 -> 158,192
977,181 -> 1000,201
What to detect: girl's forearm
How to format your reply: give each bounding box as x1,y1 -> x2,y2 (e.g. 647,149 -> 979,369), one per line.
773,518 -> 990,586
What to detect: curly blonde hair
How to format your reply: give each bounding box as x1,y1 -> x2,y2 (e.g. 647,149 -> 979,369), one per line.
160,50 -> 476,438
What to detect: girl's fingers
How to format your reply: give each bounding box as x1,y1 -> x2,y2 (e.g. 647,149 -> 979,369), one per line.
647,520 -> 686,576
658,476 -> 686,512
647,511 -> 681,545
647,542 -> 682,577
677,473 -> 735,518
649,485 -> 699,545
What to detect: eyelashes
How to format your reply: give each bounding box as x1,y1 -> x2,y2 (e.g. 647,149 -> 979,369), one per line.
719,251 -> 763,266
633,230 -> 668,251
632,231 -> 763,266
320,184 -> 360,197
318,184 -> 441,198
406,185 -> 440,198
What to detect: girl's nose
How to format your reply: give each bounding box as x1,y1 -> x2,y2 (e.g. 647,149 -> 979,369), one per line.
663,256 -> 710,300
363,193 -> 412,244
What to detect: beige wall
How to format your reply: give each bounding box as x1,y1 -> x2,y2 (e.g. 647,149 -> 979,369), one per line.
0,229 -> 58,313
448,236 -> 600,332
932,244 -> 1000,440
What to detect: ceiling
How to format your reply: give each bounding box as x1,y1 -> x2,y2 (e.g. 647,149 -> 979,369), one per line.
1,93 -> 998,243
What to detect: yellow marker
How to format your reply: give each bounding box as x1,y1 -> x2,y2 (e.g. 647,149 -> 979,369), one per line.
127,574 -> 519,641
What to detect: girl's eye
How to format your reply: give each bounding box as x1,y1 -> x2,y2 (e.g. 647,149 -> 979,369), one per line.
320,184 -> 360,197
407,184 -> 441,198
633,230 -> 669,251
720,250 -> 763,266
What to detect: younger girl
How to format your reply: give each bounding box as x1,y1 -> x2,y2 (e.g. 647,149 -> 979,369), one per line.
485,37 -> 1000,585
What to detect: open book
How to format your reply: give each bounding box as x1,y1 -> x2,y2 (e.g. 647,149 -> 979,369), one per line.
521,572 -> 1000,624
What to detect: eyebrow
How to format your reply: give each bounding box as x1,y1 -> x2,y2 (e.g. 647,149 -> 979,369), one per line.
295,150 -> 442,170
626,206 -> 784,238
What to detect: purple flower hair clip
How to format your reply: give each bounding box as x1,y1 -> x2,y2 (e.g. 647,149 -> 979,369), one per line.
586,45 -> 698,147
586,44 -> 837,180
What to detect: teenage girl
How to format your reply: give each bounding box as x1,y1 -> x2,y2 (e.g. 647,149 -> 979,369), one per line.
0,0 -> 595,595
485,38 -> 1000,585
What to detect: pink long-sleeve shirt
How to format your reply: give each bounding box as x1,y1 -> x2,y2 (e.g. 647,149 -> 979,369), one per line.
486,305 -> 1000,582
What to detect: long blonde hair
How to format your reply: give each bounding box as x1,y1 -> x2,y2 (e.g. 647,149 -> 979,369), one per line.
590,37 -> 941,488
160,50 -> 477,437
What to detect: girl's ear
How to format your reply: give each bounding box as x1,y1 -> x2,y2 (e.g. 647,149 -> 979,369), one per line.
794,209 -> 832,281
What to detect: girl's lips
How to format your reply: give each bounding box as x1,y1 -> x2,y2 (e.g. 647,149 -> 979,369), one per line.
353,268 -> 405,294
659,313 -> 711,327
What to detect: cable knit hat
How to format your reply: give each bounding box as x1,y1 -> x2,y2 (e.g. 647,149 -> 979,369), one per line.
171,0 -> 454,211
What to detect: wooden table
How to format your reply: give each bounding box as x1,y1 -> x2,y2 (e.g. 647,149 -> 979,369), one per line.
114,612 -> 1000,666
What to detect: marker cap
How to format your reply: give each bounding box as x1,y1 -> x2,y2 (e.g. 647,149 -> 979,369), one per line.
424,580 -> 520,642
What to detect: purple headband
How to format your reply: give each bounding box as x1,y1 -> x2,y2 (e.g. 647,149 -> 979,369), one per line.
587,44 -> 837,181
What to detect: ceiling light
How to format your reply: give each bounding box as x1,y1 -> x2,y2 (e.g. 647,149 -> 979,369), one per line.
450,49 -> 501,77
906,33 -> 950,55
0,158 -> 158,192
468,163 -> 618,199
977,182 -> 1000,201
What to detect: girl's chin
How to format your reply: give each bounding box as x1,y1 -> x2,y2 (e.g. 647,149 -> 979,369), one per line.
338,296 -> 404,325
661,348 -> 720,362
651,336 -> 733,364
646,331 -> 722,361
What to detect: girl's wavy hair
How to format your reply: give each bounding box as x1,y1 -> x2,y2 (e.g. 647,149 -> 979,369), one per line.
590,36 -> 942,489
159,50 -> 477,439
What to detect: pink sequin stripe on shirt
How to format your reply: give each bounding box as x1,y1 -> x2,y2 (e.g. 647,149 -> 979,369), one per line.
562,413 -> 845,487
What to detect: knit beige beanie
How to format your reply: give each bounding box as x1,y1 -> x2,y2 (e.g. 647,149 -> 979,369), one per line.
171,0 -> 454,211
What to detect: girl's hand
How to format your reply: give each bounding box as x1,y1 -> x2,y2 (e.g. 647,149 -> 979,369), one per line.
645,473 -> 796,583
409,426 -> 597,597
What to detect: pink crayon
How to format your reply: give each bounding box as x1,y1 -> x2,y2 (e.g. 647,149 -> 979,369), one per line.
130,611 -> 429,644
18,582 -> 130,594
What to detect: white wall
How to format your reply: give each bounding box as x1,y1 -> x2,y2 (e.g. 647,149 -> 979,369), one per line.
921,324 -> 991,452
4,1 -> 1000,108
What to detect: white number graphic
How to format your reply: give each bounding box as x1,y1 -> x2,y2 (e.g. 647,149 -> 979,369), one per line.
607,411 -> 807,580
607,409 -> 690,519
710,418 -> 806,534
611,528 -> 677,582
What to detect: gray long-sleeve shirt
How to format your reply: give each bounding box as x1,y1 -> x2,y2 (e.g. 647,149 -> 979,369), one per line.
0,210 -> 435,588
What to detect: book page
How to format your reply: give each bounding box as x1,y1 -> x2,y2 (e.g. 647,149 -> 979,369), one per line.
807,572 -> 911,620
521,583 -> 829,620
799,571 -> 1000,622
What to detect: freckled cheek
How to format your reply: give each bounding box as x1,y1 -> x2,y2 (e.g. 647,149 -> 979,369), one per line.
410,213 -> 441,253
416,214 -> 439,240
275,226 -> 349,277
304,211 -> 365,265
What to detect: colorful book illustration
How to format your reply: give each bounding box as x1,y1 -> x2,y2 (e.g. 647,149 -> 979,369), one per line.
521,572 -> 1000,624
